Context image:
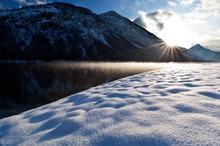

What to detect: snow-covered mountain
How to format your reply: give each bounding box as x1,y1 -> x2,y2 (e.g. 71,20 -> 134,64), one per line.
0,2 -> 195,62
189,44 -> 220,62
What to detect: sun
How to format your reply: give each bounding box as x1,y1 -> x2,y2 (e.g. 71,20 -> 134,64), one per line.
159,29 -> 182,47
164,37 -> 178,47
158,15 -> 198,48
161,28 -> 197,48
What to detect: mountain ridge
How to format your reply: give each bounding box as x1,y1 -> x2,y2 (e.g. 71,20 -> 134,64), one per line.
189,44 -> 220,62
0,2 -> 214,62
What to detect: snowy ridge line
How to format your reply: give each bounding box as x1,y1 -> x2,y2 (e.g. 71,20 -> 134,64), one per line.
2,2 -> 196,62
0,63 -> 220,145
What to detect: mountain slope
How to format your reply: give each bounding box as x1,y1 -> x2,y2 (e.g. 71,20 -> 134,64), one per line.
0,2 -> 195,61
189,44 -> 220,62
99,11 -> 161,47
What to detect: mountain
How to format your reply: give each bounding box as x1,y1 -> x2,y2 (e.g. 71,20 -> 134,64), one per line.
189,44 -> 220,62
0,2 -> 196,61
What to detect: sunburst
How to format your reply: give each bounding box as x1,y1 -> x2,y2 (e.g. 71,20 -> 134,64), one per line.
156,41 -> 181,62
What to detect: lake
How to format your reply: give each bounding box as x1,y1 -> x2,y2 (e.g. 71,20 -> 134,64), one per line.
0,62 -> 165,119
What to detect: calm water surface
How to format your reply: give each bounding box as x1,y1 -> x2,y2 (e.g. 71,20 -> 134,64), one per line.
0,62 -> 165,118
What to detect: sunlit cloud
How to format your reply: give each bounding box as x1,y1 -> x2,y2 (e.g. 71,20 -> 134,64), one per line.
134,10 -> 198,47
179,0 -> 196,6
134,10 -> 173,32
134,10 -> 207,48
182,0 -> 220,50
185,0 -> 220,19
133,0 -> 220,51
202,29 -> 220,51
167,1 -> 177,6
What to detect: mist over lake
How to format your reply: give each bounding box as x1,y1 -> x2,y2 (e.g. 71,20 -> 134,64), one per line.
0,62 -> 164,119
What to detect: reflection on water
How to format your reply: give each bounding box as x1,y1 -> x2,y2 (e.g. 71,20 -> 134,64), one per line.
0,62 -> 163,118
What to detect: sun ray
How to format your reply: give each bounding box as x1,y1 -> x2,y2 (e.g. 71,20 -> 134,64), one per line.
155,41 -> 180,62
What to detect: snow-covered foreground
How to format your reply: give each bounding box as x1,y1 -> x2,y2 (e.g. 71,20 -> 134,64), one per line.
0,63 -> 220,146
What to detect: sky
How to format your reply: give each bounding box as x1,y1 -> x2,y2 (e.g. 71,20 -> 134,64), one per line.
1,0 -> 220,51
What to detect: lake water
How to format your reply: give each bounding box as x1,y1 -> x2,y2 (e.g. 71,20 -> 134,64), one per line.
0,62 -> 165,118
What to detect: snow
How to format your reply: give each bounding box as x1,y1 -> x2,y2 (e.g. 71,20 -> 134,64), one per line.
132,43 -> 142,48
90,29 -> 111,47
80,46 -> 87,59
0,63 -> 220,145
189,44 -> 220,62
100,11 -> 161,47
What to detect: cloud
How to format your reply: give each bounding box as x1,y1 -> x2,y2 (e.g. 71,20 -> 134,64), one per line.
133,0 -> 220,51
200,30 -> 220,51
192,0 -> 220,18
14,0 -> 34,5
36,0 -> 48,5
179,0 -> 196,6
133,16 -> 148,29
0,3 -> 4,10
147,10 -> 173,20
135,1 -> 141,6
168,1 -> 177,6
156,22 -> 164,31
133,9 -> 206,48
182,0 -> 220,50
14,0 -> 48,6
134,10 -> 173,32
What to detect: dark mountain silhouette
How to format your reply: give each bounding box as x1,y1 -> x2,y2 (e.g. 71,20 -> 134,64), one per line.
0,2 -> 204,62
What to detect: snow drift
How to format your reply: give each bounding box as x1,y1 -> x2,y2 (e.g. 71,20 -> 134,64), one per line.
0,63 -> 220,145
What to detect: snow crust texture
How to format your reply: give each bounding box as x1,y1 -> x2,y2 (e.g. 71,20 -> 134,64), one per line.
0,63 -> 220,146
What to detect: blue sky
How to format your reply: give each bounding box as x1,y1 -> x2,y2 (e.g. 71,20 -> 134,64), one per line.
1,0 -> 220,51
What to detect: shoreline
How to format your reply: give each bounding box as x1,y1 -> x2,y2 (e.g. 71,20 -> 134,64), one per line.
0,62 -> 164,119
